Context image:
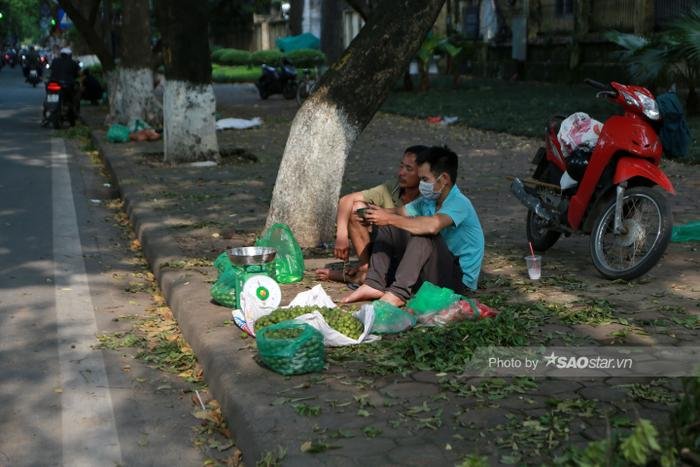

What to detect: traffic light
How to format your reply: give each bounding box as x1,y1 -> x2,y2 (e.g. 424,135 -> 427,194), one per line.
0,12 -> 4,20
50,18 -> 56,26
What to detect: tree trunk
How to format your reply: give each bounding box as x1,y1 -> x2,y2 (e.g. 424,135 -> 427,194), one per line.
289,0 -> 304,36
58,0 -> 115,72
157,0 -> 219,162
110,0 -> 161,125
321,0 -> 344,63
266,0 -> 446,247
403,68 -> 414,91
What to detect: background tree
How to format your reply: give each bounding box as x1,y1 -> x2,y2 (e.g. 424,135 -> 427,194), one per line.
59,0 -> 159,124
288,0 -> 303,36
320,0 -> 343,63
109,0 -> 160,125
266,0 -> 446,247
0,0 -> 41,43
156,0 -> 219,162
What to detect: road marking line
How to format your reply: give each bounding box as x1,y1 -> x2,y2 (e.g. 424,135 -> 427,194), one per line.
52,138 -> 123,466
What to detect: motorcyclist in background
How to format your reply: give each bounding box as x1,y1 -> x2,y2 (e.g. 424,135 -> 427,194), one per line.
23,46 -> 41,80
49,47 -> 81,124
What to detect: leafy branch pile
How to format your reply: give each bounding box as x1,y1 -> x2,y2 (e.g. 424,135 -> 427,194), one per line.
328,305 -> 537,374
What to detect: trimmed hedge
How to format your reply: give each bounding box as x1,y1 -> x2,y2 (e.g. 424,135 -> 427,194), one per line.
251,49 -> 284,66
285,49 -> 326,68
214,48 -> 252,67
212,47 -> 326,69
211,64 -> 262,83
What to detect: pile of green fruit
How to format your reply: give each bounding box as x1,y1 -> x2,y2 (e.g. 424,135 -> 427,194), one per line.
254,306 -> 363,340
256,322 -> 325,375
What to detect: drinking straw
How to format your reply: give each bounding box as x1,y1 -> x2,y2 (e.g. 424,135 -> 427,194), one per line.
528,241 -> 535,257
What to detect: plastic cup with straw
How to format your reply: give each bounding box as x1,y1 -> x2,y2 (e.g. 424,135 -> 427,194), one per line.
524,241 -> 542,280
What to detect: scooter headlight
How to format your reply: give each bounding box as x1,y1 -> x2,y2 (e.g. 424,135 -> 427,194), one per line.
635,91 -> 660,120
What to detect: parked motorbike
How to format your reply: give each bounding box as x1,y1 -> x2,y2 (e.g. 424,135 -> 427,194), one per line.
42,81 -> 77,129
510,79 -> 674,280
255,60 -> 298,100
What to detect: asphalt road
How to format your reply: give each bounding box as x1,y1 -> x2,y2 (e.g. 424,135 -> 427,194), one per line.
0,67 -> 207,466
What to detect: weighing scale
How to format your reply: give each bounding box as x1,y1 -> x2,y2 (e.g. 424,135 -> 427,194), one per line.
228,247 -> 282,317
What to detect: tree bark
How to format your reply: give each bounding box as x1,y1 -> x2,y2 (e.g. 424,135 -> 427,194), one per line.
345,0 -> 371,21
266,0 -> 446,247
156,0 -> 219,162
58,0 -> 115,72
321,0 -> 344,63
109,0 -> 161,125
288,0 -> 304,36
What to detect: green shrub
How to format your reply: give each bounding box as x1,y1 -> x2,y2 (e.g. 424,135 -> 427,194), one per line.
284,48 -> 326,68
215,48 -> 252,66
211,64 -> 262,83
211,48 -> 226,63
251,49 -> 284,66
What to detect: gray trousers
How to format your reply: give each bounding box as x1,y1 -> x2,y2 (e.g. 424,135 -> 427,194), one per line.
364,225 -> 468,301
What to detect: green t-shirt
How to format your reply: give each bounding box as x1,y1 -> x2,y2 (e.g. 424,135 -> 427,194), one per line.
361,180 -> 403,208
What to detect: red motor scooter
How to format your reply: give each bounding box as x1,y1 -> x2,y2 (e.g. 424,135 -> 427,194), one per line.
511,79 -> 674,280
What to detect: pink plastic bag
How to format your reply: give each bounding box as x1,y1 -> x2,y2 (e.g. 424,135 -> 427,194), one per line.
418,299 -> 497,326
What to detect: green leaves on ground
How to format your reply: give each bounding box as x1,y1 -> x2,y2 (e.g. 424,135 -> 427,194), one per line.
328,305 -> 538,374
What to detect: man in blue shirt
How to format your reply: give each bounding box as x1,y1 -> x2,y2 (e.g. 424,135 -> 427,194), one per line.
341,146 -> 484,306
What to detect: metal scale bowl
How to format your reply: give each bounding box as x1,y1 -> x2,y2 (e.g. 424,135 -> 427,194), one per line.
227,247 -> 281,312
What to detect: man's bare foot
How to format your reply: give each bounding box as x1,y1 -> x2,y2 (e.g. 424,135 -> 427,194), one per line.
380,291 -> 406,307
340,284 -> 383,304
315,268 -> 345,282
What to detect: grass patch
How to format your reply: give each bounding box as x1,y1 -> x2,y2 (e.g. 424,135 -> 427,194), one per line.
212,64 -> 261,83
384,77 -> 700,164
383,77 -> 617,137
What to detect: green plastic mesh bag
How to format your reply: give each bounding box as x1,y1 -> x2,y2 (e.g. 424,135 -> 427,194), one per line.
213,251 -> 233,275
210,268 -> 237,308
256,322 -> 325,375
256,223 -> 304,283
672,221 -> 700,243
406,281 -> 462,317
371,301 -> 416,334
106,124 -> 130,143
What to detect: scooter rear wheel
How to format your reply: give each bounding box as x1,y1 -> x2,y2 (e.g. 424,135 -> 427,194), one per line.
590,186 -> 672,280
526,210 -> 561,251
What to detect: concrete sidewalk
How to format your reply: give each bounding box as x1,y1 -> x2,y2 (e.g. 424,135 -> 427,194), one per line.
81,100 -> 698,465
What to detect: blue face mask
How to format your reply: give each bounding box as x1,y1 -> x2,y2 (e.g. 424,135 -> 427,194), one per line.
419,174 -> 443,200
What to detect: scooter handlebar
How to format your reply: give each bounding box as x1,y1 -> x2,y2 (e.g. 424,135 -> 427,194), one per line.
584,78 -> 613,91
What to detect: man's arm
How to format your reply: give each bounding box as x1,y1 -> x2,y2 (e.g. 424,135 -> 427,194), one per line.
365,206 -> 453,236
334,191 -> 366,260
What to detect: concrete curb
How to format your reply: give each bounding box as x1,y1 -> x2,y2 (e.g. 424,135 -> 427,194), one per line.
88,131 -> 339,466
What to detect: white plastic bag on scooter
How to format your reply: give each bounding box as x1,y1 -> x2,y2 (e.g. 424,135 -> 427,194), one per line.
557,112 -> 602,189
557,112 -> 602,157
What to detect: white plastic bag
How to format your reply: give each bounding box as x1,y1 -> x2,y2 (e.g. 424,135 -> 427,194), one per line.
557,112 -> 602,157
293,305 -> 380,346
286,284 -> 336,309
232,285 -> 380,345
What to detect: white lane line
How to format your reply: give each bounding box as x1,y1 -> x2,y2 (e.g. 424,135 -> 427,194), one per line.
52,138 -> 123,466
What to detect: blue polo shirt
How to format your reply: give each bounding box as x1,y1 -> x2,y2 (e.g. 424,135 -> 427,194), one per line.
404,185 -> 484,290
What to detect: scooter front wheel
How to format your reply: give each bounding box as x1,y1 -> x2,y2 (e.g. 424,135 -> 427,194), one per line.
590,186 -> 672,280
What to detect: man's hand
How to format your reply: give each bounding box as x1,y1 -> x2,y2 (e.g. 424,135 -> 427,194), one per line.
334,235 -> 350,261
363,205 -> 396,226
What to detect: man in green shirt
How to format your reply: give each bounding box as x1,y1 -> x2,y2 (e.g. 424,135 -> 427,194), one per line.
316,145 -> 426,284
